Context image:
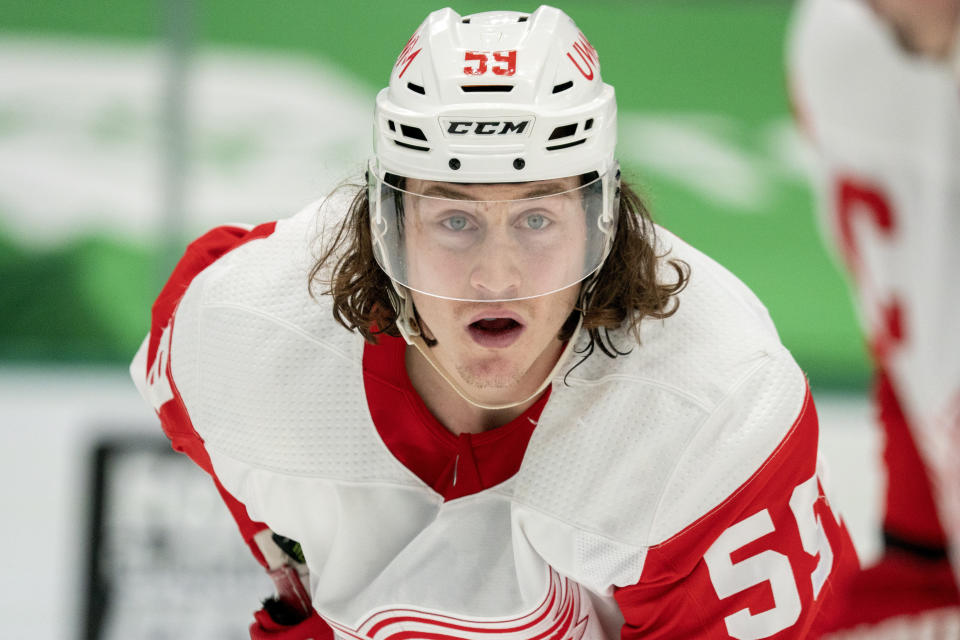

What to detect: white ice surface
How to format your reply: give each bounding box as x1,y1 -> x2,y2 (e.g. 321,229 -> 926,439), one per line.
0,368 -> 880,640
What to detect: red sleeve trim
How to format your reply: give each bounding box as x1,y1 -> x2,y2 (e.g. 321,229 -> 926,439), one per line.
146,221 -> 278,569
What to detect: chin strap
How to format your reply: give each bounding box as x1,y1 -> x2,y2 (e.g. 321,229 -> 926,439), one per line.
388,284 -> 584,411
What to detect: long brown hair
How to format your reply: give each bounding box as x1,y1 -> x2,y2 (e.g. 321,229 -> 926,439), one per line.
309,177 -> 689,358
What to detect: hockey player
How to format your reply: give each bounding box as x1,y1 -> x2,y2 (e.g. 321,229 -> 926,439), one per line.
789,0 -> 960,634
133,6 -> 857,639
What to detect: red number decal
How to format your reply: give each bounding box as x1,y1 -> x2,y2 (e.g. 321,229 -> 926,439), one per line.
491,50 -> 517,76
464,50 -> 516,76
464,51 -> 487,75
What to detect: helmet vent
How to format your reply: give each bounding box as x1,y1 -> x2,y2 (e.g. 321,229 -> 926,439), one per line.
548,123 -> 578,140
518,16 -> 528,22
394,140 -> 430,152
552,81 -> 573,94
400,124 -> 427,141
584,118 -> 594,130
461,17 -> 471,23
461,85 -> 514,93
546,139 -> 586,151
387,120 -> 396,132
407,82 -> 426,95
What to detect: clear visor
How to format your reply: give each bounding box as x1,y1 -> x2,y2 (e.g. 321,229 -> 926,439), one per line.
368,165 -> 618,302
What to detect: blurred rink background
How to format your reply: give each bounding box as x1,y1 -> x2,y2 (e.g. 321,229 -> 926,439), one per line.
0,1 -> 883,638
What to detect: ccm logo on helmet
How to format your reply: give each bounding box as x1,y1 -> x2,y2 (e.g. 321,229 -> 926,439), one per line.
440,118 -> 534,137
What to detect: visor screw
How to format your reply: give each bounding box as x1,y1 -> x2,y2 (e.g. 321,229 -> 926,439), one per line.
513,158 -> 525,170
448,158 -> 461,170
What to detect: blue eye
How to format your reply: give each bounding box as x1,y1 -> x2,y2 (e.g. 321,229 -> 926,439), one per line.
443,215 -> 469,231
526,213 -> 549,230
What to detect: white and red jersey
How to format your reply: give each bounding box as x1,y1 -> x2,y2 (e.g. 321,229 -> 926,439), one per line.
788,0 -> 960,577
131,193 -> 857,639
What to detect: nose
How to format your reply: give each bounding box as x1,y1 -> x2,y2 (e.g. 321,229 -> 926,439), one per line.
467,226 -> 523,300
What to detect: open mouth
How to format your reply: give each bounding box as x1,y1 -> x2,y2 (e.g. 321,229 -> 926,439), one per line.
471,318 -> 520,332
467,316 -> 525,348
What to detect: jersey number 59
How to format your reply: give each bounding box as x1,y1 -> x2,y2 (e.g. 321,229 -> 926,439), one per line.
703,471 -> 838,640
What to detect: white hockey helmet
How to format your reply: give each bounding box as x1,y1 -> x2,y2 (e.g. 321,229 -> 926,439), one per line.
368,5 -> 620,305
372,5 -> 617,182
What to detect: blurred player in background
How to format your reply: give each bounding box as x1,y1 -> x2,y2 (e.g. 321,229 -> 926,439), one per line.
133,5 -> 856,638
789,0 -> 960,635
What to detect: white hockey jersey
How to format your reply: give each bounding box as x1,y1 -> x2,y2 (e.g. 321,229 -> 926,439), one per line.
788,0 -> 960,571
132,192 -> 856,639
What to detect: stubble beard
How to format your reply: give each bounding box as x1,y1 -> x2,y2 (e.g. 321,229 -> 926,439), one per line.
455,359 -> 525,392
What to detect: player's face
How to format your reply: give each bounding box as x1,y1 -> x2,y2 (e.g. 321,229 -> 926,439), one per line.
403,177 -> 584,404
400,177 -> 589,302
